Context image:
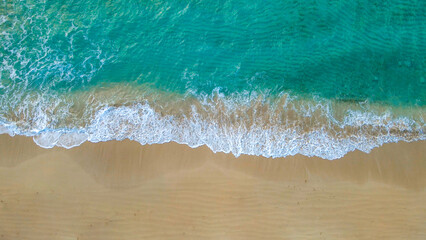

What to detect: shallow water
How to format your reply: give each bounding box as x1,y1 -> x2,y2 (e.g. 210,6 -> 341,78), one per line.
0,0 -> 425,159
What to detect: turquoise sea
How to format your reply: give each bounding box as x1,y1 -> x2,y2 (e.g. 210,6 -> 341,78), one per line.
0,0 -> 425,159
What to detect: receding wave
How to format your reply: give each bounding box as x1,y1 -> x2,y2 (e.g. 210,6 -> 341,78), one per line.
0,85 -> 424,160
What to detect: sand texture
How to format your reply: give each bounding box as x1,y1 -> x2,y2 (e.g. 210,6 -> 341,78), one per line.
0,134 -> 425,240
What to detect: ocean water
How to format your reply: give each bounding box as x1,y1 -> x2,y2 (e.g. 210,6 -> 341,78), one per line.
0,0 -> 425,159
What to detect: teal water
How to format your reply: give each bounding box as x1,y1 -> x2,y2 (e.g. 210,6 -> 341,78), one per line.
0,0 -> 425,159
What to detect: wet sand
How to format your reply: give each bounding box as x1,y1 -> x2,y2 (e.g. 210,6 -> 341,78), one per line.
0,134 -> 425,239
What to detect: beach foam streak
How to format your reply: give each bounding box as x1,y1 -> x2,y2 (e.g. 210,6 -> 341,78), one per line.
0,87 -> 424,160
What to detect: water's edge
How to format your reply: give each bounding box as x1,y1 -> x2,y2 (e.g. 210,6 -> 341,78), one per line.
1,88 -> 424,160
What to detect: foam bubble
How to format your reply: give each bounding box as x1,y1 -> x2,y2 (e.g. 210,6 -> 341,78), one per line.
56,132 -> 89,149
33,132 -> 62,148
0,125 -> 14,136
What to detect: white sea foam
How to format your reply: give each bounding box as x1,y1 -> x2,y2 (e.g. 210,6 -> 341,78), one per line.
33,131 -> 89,149
0,95 -> 424,160
0,124 -> 14,136
33,132 -> 63,148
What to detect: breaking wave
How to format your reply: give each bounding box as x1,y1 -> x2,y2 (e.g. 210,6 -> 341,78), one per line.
0,87 -> 424,160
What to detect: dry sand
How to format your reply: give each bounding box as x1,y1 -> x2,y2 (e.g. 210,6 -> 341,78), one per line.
0,134 -> 425,240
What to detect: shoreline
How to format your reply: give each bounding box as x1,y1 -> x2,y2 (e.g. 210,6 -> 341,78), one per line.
2,83 -> 425,160
0,134 -> 425,239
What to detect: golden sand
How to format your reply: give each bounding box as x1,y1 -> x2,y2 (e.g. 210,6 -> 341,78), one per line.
0,134 -> 425,239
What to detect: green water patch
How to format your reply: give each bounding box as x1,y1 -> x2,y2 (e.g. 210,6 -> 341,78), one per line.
1,0 -> 425,105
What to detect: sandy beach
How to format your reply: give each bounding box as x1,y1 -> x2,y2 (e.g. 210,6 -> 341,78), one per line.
0,134 -> 425,239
